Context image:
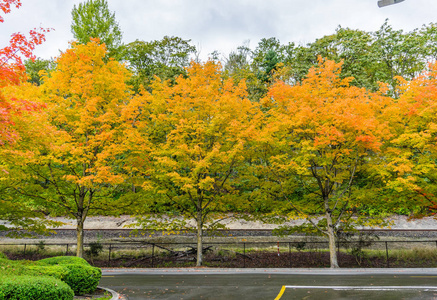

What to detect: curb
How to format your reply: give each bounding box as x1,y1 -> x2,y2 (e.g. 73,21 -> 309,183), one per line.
101,267 -> 437,276
98,286 -> 127,300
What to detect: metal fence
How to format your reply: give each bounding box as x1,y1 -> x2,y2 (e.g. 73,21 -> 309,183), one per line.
1,239 -> 437,268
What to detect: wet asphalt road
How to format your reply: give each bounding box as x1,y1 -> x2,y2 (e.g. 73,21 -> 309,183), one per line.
100,269 -> 437,300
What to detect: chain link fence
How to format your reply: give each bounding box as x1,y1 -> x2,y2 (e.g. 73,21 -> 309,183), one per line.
1,239 -> 437,268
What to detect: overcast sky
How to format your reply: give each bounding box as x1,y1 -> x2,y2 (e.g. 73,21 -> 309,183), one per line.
2,0 -> 437,61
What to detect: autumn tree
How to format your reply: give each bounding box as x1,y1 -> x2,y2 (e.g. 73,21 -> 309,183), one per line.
259,58 -> 391,268
0,0 -> 48,143
384,62 -> 437,215
0,0 -> 55,233
123,61 -> 260,266
2,40 -> 131,257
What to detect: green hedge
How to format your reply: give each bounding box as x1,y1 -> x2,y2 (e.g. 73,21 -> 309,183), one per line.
62,264 -> 101,295
0,275 -> 74,300
38,256 -> 89,266
0,259 -> 67,280
0,254 -> 102,296
37,256 -> 102,295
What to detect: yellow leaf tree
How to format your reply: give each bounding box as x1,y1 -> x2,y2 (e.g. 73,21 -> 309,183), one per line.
3,40 -> 131,257
385,62 -> 437,214
259,58 -> 391,268
123,61 -> 260,266
0,83 -> 64,234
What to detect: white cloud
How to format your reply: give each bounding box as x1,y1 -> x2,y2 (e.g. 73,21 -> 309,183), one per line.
1,0 -> 436,61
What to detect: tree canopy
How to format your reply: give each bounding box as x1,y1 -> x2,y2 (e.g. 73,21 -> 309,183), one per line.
0,0 -> 57,234
123,36 -> 196,92
258,58 -> 393,268
71,0 -> 123,59
3,9 -> 437,269
122,61 -> 260,266
2,40 -> 131,257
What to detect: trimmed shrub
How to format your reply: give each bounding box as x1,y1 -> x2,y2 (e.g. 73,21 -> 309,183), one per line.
1,256 -> 102,296
37,257 -> 102,295
0,275 -> 74,300
25,265 -> 68,280
37,256 -> 89,266
62,264 -> 102,295
0,258 -> 67,280
0,260 -> 35,276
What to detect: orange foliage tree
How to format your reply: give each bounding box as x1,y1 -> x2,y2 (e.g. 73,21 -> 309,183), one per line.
259,59 -> 391,268
2,40 -> 131,256
385,62 -> 437,215
0,0 -> 56,234
123,61 -> 261,266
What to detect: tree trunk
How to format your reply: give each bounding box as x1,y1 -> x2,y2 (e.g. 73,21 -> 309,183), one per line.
326,211 -> 339,268
76,187 -> 91,258
76,215 -> 85,258
196,208 -> 203,267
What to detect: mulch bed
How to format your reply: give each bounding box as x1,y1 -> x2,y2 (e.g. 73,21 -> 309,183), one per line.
73,288 -> 108,299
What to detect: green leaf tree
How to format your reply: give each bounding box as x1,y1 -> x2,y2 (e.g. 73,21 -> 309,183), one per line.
24,57 -> 56,86
283,21 -> 435,96
123,36 -> 196,92
71,0 -> 123,59
371,20 -> 429,96
295,27 -> 375,90
222,42 -> 263,102
250,38 -> 294,101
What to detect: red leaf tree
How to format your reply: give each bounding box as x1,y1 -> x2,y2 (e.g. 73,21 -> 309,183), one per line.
0,0 -> 49,144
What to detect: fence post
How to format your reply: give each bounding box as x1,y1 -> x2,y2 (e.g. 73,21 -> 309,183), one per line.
23,244 -> 26,256
289,242 -> 291,268
108,244 -> 112,265
385,241 -> 389,268
151,243 -> 155,268
243,243 -> 246,268
65,244 -> 69,256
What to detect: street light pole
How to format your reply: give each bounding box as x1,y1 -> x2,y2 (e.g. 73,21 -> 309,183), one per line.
377,0 -> 405,8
